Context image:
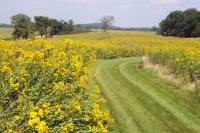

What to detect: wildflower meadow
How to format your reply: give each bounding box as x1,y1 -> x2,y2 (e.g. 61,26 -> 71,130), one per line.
1,30 -> 200,132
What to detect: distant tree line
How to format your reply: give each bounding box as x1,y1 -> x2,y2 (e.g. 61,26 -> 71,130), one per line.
74,23 -> 159,31
74,23 -> 100,29
159,8 -> 200,37
0,24 -> 13,27
121,26 -> 159,31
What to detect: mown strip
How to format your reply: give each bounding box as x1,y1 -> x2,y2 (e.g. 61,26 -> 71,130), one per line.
88,57 -> 200,133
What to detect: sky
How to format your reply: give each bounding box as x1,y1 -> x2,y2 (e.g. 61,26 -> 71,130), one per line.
0,0 -> 200,28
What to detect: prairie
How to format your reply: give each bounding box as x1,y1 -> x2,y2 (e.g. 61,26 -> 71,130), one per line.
1,30 -> 200,132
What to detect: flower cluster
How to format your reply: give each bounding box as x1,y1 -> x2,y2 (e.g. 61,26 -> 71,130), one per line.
0,38 -> 114,132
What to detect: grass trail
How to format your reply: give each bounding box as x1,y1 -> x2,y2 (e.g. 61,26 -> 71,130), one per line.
88,57 -> 200,133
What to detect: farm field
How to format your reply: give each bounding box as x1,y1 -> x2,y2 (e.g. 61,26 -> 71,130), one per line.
0,28 -> 14,38
0,30 -> 200,132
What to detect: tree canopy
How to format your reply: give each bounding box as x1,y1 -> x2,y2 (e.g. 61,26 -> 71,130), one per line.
34,16 -> 74,37
10,13 -> 35,39
159,8 -> 200,37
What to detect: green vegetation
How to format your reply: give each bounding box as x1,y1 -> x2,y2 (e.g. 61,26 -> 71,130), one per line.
34,16 -> 74,37
10,13 -> 35,39
88,57 -> 200,132
159,8 -> 200,37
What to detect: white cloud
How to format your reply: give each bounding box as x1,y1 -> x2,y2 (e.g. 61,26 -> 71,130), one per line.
151,0 -> 182,5
119,4 -> 141,9
195,0 -> 200,2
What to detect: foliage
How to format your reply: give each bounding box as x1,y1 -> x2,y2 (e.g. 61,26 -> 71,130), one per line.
159,8 -> 200,37
62,22 -> 69,32
99,16 -> 115,32
68,19 -> 74,32
49,19 -> 63,36
34,16 -> 74,37
0,38 -> 114,132
10,13 -> 35,39
34,16 -> 50,37
75,24 -> 82,29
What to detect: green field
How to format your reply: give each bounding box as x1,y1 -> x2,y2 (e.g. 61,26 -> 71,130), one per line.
0,28 -> 14,38
88,57 -> 200,132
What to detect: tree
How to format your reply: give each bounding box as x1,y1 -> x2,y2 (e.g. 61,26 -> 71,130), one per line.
49,19 -> 63,35
159,8 -> 200,37
181,8 -> 199,37
60,19 -> 65,24
194,22 -> 200,37
76,24 -> 82,28
10,13 -> 35,39
68,19 -> 74,32
99,16 -> 115,32
62,22 -> 69,32
150,26 -> 159,31
34,16 -> 50,37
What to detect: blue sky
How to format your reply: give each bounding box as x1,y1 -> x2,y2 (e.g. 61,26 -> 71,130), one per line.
0,0 -> 200,28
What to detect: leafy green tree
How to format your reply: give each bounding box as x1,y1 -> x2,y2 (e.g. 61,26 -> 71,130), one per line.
159,8 -> 200,37
62,22 -> 69,31
159,10 -> 182,36
49,19 -> 63,35
10,13 -> 35,39
181,8 -> 199,37
194,22 -> 200,37
168,10 -> 182,36
34,16 -> 50,37
68,19 -> 74,32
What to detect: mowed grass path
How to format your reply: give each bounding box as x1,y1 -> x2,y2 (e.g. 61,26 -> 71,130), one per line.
88,57 -> 200,133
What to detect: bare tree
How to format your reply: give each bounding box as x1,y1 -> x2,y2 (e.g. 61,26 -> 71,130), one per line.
99,16 -> 115,32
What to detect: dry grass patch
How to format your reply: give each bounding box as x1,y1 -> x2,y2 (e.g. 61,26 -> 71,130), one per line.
141,56 -> 197,93
0,28 -> 14,38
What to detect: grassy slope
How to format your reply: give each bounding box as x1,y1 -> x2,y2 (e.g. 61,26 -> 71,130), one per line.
88,57 -> 200,133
